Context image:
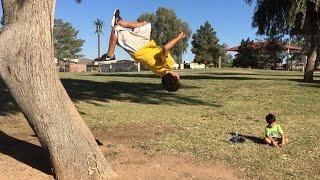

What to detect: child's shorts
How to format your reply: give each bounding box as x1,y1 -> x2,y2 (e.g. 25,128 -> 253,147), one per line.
271,137 -> 281,142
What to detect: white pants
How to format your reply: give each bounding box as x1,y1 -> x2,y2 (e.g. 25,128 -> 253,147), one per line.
115,23 -> 151,53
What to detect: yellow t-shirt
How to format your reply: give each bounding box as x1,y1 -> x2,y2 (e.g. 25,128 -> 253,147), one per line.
130,40 -> 175,77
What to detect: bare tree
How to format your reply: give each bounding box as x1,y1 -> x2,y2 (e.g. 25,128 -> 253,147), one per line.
0,0 -> 114,179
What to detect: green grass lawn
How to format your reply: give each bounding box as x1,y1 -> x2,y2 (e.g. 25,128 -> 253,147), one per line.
59,68 -> 320,179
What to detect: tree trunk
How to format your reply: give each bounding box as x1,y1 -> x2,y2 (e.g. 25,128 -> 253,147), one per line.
273,52 -> 277,70
304,34 -> 318,83
98,33 -> 101,58
0,0 -> 114,179
315,48 -> 320,71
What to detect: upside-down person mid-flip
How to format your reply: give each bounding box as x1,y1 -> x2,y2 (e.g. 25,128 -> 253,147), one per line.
96,9 -> 186,92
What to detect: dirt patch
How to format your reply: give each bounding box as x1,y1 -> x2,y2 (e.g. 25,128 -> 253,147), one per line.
0,114 -> 239,180
92,122 -> 176,143
0,114 -> 52,180
105,144 -> 238,180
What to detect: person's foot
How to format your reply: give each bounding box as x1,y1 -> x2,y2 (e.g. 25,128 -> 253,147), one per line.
97,53 -> 116,61
111,9 -> 122,27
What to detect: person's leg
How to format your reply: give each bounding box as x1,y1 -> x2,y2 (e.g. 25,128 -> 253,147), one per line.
163,32 -> 186,56
98,27 -> 118,61
264,137 -> 272,145
117,20 -> 148,29
106,27 -> 117,58
279,137 -> 289,146
100,8 -> 148,60
285,137 -> 289,145
111,9 -> 147,29
103,21 -> 149,58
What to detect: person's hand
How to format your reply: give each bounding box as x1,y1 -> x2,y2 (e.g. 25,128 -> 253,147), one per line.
279,142 -> 285,148
177,31 -> 186,39
272,141 -> 279,147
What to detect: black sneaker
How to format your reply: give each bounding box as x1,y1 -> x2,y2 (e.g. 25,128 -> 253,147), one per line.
97,53 -> 116,61
111,9 -> 122,27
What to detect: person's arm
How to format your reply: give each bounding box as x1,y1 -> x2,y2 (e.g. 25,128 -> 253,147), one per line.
280,133 -> 286,147
278,125 -> 285,147
163,32 -> 186,57
267,136 -> 279,147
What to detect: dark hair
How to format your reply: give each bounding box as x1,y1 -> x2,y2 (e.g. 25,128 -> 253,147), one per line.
161,73 -> 180,92
266,113 -> 276,124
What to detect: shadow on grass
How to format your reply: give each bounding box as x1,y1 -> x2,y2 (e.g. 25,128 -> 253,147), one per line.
238,134 -> 265,145
2,71 -> 320,115
87,73 -> 159,79
75,71 -> 320,87
0,77 -> 219,114
182,75 -> 263,80
61,79 -> 218,106
198,72 -> 262,76
89,72 -> 260,80
297,79 -> 320,88
197,71 -> 306,77
89,71 -> 306,81
182,74 -> 320,83
0,130 -> 52,175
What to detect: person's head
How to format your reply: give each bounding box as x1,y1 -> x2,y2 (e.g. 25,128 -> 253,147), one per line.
162,71 -> 180,92
266,113 -> 276,125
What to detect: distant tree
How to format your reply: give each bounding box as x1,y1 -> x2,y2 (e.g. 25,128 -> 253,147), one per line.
191,21 -> 223,65
138,7 -> 192,64
291,35 -> 320,70
265,37 -> 286,69
220,44 -> 234,67
233,39 -> 258,68
288,35 -> 310,63
255,46 -> 271,68
291,35 -> 310,52
233,38 -> 281,69
246,0 -> 320,82
94,18 -> 104,58
137,13 -> 155,23
53,19 -> 85,61
222,54 -> 234,68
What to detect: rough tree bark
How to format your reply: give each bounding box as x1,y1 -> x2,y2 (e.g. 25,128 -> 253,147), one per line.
304,33 -> 318,83
0,0 -> 114,179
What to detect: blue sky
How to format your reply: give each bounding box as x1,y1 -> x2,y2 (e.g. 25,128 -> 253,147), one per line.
1,0 -> 262,61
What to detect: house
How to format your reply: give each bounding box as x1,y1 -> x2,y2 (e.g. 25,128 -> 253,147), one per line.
227,41 -> 303,70
67,64 -> 87,72
56,58 -> 93,72
98,60 -> 141,72
226,42 -> 302,53
184,63 -> 206,69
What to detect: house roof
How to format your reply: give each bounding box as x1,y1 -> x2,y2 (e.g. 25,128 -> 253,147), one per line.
78,58 -> 94,65
226,42 -> 302,53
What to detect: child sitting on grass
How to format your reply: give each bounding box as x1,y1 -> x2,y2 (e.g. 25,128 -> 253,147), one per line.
264,113 -> 289,147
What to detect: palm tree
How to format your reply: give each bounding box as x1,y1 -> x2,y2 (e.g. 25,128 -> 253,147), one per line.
94,18 -> 104,58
